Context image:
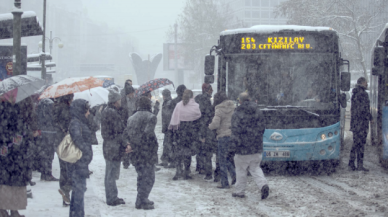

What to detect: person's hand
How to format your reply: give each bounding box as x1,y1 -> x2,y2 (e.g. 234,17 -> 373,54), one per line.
125,144 -> 133,153
33,131 -> 40,137
200,138 -> 205,143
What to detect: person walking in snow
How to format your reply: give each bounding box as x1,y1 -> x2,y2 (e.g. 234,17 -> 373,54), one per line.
36,98 -> 59,181
125,96 -> 158,210
159,89 -> 175,168
101,90 -> 129,206
230,92 -> 269,199
169,89 -> 202,180
54,94 -> 74,206
348,77 -> 372,172
67,99 -> 94,217
208,91 -> 236,189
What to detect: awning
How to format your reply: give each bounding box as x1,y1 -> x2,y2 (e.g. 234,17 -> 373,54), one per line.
0,11 -> 43,40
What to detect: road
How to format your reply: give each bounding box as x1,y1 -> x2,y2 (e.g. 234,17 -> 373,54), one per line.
20,111 -> 388,217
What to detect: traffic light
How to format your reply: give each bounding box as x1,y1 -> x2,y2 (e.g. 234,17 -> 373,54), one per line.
14,0 -> 21,8
204,55 -> 215,84
372,46 -> 385,76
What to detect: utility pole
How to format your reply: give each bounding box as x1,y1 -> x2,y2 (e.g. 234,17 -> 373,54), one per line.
174,23 -> 179,84
41,0 -> 47,80
12,0 -> 23,76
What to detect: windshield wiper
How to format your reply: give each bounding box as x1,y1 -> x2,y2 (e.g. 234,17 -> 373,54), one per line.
267,106 -> 320,117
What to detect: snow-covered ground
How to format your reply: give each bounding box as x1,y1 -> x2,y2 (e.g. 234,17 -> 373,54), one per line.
19,116 -> 388,217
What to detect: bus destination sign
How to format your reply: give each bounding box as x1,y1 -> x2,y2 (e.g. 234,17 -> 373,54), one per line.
241,37 -> 313,50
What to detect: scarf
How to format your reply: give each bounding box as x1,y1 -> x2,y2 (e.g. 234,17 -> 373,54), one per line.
168,98 -> 201,131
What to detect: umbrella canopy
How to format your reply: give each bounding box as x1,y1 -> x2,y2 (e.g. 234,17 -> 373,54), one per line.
135,78 -> 174,97
0,75 -> 45,103
39,77 -> 104,99
73,87 -> 109,107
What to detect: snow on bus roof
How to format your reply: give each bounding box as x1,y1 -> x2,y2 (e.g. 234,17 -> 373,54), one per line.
373,23 -> 388,49
220,25 -> 335,36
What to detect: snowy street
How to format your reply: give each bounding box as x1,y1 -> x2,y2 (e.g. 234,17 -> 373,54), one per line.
18,115 -> 388,217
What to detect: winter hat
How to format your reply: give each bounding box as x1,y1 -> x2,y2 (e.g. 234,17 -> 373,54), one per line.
125,85 -> 135,95
162,89 -> 171,97
176,85 -> 187,97
108,90 -> 122,104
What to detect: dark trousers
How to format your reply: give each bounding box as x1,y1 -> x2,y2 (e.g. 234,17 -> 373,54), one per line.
176,155 -> 191,176
161,131 -> 174,164
196,150 -> 212,176
349,130 -> 368,168
104,160 -> 121,204
59,158 -> 72,197
69,172 -> 87,217
134,164 -> 155,205
218,136 -> 236,187
122,154 -> 131,168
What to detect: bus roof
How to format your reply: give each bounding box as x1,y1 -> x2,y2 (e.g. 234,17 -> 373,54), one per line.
373,23 -> 388,49
220,25 -> 335,36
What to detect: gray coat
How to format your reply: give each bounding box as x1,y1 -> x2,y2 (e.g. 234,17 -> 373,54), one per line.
125,109 -> 158,166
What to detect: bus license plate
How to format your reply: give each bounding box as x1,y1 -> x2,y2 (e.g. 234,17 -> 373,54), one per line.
265,151 -> 290,158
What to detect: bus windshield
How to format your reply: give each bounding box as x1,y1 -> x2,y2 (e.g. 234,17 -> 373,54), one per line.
227,53 -> 337,110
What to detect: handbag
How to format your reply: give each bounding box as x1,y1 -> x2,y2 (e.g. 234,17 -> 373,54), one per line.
56,133 -> 82,163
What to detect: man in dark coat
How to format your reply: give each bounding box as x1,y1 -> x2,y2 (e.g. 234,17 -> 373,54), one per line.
37,98 -> 59,181
159,89 -> 175,167
195,83 -> 216,180
349,77 -> 372,172
54,94 -> 74,206
126,96 -> 158,210
229,92 -> 269,200
101,90 -> 128,206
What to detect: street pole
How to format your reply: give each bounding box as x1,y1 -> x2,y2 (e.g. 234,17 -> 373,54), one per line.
174,23 -> 179,84
12,0 -> 23,76
41,0 -> 47,80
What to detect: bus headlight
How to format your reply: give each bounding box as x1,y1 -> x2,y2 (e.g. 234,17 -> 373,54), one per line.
328,132 -> 333,137
328,146 -> 334,151
321,134 -> 326,140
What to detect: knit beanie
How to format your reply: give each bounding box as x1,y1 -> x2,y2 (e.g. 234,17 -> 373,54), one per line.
125,85 -> 135,95
108,90 -> 122,104
176,85 -> 186,97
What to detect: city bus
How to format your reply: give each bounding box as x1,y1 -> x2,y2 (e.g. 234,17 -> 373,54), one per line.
370,23 -> 388,168
205,25 -> 350,173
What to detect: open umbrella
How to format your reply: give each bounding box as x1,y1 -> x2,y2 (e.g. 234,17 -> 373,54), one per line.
73,87 -> 109,107
135,78 -> 174,97
39,76 -> 104,99
0,75 -> 45,103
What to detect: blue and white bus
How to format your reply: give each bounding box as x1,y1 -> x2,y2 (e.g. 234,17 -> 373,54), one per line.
205,25 -> 350,172
370,24 -> 388,168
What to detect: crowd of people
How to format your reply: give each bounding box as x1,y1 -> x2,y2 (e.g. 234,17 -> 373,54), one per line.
0,79 -> 271,217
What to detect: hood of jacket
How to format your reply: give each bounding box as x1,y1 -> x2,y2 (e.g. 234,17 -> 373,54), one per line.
215,100 -> 235,115
70,99 -> 89,125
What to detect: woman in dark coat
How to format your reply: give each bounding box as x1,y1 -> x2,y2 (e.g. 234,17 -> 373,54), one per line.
0,97 -> 38,217
53,94 -> 74,206
68,99 -> 94,217
169,89 -> 201,180
36,98 -> 59,181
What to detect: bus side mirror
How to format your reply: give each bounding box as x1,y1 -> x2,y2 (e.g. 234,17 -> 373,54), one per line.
341,72 -> 351,91
204,55 -> 215,75
339,93 -> 347,108
372,47 -> 385,76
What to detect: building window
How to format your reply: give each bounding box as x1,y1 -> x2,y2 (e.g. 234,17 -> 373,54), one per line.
245,11 -> 251,18
261,0 -> 270,7
261,11 -> 270,18
252,0 -> 260,7
270,0 -> 279,7
252,11 -> 260,18
245,0 -> 251,6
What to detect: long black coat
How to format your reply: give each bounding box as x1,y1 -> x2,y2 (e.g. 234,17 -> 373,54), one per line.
101,104 -> 126,161
230,101 -> 266,155
53,101 -> 72,146
161,96 -> 174,134
0,102 -> 34,186
195,93 -> 216,152
350,85 -> 372,133
37,99 -> 56,159
126,109 -> 158,166
68,99 -> 94,178
173,120 -> 201,157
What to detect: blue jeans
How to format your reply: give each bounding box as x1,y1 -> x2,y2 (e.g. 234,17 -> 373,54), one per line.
104,160 -> 121,204
218,136 -> 236,187
69,172 -> 87,217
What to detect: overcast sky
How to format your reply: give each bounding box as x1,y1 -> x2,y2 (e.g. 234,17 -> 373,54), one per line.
81,0 -> 186,55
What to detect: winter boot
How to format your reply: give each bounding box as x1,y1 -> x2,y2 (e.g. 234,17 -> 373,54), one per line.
58,189 -> 70,204
203,174 -> 212,180
107,198 -> 125,206
144,198 -> 154,205
183,168 -> 192,180
173,163 -> 183,180
261,184 -> 270,200
231,176 -> 236,185
135,197 -> 154,210
0,209 -> 9,217
42,174 -> 59,181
